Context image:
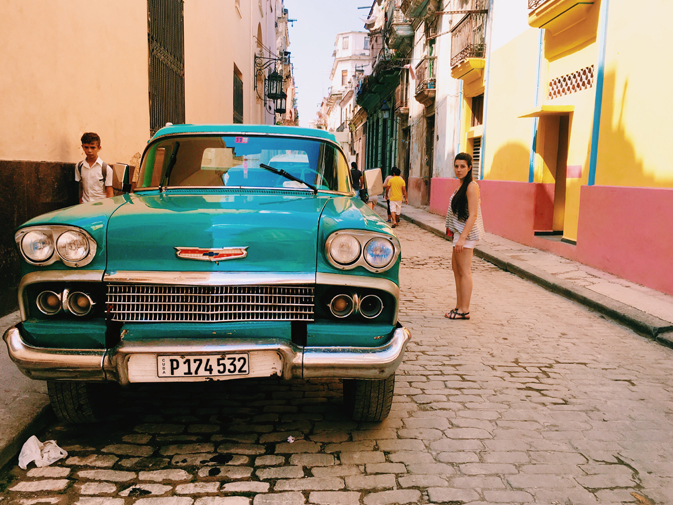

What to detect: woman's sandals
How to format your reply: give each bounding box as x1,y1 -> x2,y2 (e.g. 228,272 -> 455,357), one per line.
444,309 -> 470,320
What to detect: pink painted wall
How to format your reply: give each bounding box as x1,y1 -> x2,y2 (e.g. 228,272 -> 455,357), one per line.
429,178 -> 460,215
408,176 -> 431,207
576,185 -> 673,296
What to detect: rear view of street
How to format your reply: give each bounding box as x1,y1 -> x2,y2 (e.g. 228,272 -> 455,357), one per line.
2,220 -> 673,504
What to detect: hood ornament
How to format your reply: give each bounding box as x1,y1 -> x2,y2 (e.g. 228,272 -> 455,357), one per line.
175,247 -> 248,262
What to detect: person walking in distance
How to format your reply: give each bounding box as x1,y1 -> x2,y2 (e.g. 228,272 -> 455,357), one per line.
444,153 -> 484,320
385,167 -> 407,228
76,132 -> 113,203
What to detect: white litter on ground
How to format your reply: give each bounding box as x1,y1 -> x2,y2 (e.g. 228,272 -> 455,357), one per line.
18,435 -> 68,470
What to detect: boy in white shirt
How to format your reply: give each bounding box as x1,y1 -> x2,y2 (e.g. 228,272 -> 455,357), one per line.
76,132 -> 113,203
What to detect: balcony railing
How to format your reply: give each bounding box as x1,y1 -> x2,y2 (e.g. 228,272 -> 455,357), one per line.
528,0 -> 550,9
415,56 -> 436,96
450,7 -> 487,68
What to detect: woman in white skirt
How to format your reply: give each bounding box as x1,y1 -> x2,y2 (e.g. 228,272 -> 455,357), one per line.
444,153 -> 484,320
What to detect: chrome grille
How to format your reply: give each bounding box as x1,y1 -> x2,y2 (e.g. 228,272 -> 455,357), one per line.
106,284 -> 314,322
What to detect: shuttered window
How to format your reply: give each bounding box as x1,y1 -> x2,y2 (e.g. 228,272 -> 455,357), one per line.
148,0 -> 185,135
472,137 -> 482,180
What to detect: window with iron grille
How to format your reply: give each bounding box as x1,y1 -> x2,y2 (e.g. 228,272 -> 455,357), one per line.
148,0 -> 185,135
233,66 -> 243,124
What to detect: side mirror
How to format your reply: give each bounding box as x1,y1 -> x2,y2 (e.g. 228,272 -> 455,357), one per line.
112,163 -> 132,193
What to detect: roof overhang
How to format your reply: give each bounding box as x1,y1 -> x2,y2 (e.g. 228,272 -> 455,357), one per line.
519,105 -> 574,118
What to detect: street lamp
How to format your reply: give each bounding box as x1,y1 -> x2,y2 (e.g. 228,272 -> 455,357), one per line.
275,91 -> 287,115
266,69 -> 284,100
381,101 -> 391,120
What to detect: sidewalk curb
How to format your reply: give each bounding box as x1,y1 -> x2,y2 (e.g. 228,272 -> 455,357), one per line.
0,403 -> 54,472
397,211 -> 673,345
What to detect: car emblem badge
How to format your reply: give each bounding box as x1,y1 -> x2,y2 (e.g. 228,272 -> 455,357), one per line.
175,247 -> 248,262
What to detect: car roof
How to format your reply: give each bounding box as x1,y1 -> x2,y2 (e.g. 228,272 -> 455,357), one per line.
151,124 -> 338,143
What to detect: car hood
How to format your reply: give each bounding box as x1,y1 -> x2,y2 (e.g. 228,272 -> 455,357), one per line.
105,191 -> 329,273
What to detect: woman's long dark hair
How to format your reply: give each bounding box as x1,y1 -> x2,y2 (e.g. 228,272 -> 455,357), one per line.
450,152 -> 473,221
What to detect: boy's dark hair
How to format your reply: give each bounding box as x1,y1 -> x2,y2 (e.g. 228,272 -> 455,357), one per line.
81,132 -> 101,145
392,167 -> 401,176
351,162 -> 357,170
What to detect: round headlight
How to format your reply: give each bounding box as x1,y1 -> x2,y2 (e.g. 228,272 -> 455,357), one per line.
364,237 -> 395,269
329,234 -> 361,265
56,230 -> 90,262
21,231 -> 54,262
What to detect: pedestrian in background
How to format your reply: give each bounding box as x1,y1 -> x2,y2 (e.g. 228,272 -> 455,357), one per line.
444,152 -> 484,320
385,167 -> 407,228
76,132 -> 113,203
350,161 -> 368,203
383,172 -> 393,222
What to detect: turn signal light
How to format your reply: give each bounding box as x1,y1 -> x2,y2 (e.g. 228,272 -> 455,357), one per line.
36,290 -> 62,316
66,292 -> 95,317
359,294 -> 384,319
329,294 -> 354,318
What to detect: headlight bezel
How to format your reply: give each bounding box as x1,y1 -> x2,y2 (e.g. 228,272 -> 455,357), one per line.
15,226 -> 97,268
325,230 -> 399,273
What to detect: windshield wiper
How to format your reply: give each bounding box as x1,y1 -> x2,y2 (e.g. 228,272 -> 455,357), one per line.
159,141 -> 180,192
259,163 -> 318,195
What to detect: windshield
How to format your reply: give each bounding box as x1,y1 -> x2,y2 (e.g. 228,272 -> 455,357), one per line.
137,134 -> 352,193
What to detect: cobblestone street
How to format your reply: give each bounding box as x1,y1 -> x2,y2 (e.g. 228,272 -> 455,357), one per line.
2,220 -> 673,505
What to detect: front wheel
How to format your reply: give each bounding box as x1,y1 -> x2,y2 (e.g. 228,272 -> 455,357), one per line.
47,381 -> 119,424
343,374 -> 395,422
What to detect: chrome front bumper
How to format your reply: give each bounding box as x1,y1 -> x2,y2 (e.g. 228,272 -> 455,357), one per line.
3,325 -> 411,385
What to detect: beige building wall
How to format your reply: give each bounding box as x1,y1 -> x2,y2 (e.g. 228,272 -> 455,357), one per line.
185,0 -> 279,127
0,0 -> 149,165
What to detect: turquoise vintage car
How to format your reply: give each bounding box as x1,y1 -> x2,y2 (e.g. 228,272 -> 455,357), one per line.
3,125 -> 410,423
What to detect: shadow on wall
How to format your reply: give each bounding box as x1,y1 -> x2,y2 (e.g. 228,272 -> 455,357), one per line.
576,69 -> 673,294
0,162 -> 78,317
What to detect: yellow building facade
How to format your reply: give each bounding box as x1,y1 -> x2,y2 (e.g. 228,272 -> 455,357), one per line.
432,0 -> 673,295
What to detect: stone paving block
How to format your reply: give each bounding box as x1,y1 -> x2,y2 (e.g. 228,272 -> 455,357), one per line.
259,431 -> 305,443
66,455 -> 119,468
134,499 -> 194,505
449,476 -> 506,489
122,434 -> 153,444
436,451 -> 479,463
74,499 -> 125,505
309,432 -> 350,443
101,444 -> 155,457
339,451 -> 386,465
482,451 -> 529,464
118,457 -> 170,469
344,474 -> 396,490
217,443 -> 266,455
188,424 -> 220,434
307,491 -> 360,505
194,499 -> 250,505
26,467 -> 71,478
196,466 -> 254,480
483,489 -> 534,502
175,482 -> 220,494
325,441 -> 375,453
407,463 -> 455,475
221,482 -> 271,493
77,470 -> 136,482
427,487 -> 481,503
78,482 -> 117,495
311,465 -> 362,477
159,443 -> 215,456
139,469 -> 192,482
459,463 -> 518,475
119,484 -> 172,496
387,451 -> 435,464
362,489 -> 421,505
399,475 -> 447,488
428,439 -> 484,452
289,453 -> 335,467
365,463 -> 406,474
575,473 -> 635,488
351,429 -> 398,441
134,424 -> 185,434
274,477 -> 344,491
275,441 -> 321,454
257,466 -> 305,480
9,480 -> 70,492
255,455 -> 286,466
212,433 -> 259,444
253,493 -> 305,505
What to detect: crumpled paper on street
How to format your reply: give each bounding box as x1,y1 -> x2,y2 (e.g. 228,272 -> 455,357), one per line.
18,435 -> 68,470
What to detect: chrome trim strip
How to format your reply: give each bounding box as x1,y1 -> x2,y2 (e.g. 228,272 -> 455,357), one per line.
4,324 -> 411,383
104,271 -> 316,286
18,270 -> 105,320
3,326 -> 106,381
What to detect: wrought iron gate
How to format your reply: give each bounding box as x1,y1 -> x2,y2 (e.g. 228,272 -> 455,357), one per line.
148,0 -> 185,135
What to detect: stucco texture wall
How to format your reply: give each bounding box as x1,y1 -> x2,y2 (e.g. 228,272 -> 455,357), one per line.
483,28 -> 540,182
595,1 -> 673,188
0,0 -> 149,165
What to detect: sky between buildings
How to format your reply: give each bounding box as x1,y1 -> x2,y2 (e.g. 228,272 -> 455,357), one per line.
283,0 -> 370,127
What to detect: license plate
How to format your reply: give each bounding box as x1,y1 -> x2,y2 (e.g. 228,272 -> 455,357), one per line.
157,354 -> 249,378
